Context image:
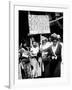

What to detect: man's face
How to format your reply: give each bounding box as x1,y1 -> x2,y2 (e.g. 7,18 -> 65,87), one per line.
53,40 -> 57,46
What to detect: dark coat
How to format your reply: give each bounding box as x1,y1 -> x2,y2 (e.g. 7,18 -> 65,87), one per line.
47,43 -> 62,62
43,43 -> 62,77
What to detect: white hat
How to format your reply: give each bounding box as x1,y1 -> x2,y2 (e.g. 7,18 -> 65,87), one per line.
51,33 -> 58,38
57,34 -> 61,39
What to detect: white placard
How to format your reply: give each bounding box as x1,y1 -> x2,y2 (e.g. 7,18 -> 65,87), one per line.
28,14 -> 50,34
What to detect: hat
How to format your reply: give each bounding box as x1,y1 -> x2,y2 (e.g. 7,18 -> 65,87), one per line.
51,33 -> 58,41
57,34 -> 61,40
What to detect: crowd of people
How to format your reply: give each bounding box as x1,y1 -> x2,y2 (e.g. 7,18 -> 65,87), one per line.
18,33 -> 63,79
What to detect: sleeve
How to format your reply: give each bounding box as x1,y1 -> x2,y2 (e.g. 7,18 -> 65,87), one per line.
18,63 -> 22,79
61,43 -> 63,63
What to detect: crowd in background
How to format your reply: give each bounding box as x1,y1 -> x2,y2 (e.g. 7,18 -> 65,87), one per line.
18,33 -> 63,79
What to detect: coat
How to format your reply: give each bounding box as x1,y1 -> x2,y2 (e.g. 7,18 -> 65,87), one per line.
44,43 -> 62,77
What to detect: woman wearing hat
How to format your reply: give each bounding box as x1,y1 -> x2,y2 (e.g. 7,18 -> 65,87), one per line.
44,33 -> 62,77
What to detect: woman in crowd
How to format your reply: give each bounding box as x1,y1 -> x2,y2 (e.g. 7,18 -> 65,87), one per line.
18,40 -> 31,79
30,41 -> 42,78
45,33 -> 62,77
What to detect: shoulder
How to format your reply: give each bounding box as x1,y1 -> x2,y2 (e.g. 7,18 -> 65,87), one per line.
47,45 -> 52,51
58,43 -> 62,49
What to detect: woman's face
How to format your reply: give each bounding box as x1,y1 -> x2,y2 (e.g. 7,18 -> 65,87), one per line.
33,42 -> 37,47
23,43 -> 27,47
42,40 -> 47,45
53,40 -> 57,46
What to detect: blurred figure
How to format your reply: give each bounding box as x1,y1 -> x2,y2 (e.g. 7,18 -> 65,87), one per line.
30,41 -> 42,78
40,38 -> 52,59
18,40 -> 31,79
18,59 -> 31,79
37,52 -> 44,77
30,41 -> 39,56
30,57 -> 39,78
57,34 -> 64,76
19,40 -> 29,61
40,37 -> 52,77
46,33 -> 62,77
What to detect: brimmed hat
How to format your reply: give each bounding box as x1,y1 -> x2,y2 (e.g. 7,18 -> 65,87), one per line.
51,33 -> 60,41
